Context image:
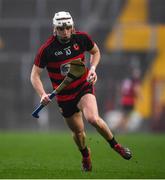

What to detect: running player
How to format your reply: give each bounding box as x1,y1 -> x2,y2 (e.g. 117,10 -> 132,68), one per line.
30,11 -> 132,172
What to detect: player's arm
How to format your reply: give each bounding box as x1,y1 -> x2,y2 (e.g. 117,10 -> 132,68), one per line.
89,43 -> 100,68
30,65 -> 51,105
87,43 -> 100,83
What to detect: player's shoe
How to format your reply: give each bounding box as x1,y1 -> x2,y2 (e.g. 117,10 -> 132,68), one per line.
114,144 -> 132,160
82,148 -> 92,172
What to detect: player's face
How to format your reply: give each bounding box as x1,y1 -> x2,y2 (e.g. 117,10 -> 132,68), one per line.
56,26 -> 72,40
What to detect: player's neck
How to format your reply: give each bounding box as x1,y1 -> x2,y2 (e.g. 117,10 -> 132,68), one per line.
56,35 -> 71,44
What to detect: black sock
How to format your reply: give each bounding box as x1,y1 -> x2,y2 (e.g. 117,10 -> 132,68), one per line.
108,137 -> 118,148
80,147 -> 89,157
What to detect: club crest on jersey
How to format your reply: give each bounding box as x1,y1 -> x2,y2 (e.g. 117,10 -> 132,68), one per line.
60,63 -> 71,76
73,43 -> 80,50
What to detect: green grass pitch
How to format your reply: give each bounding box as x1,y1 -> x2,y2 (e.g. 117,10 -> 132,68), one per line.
0,132 -> 165,179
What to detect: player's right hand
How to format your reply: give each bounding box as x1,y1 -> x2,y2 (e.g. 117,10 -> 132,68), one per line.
40,93 -> 51,106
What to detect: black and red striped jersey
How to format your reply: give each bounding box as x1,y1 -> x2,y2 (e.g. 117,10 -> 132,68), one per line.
121,78 -> 140,106
34,31 -> 95,102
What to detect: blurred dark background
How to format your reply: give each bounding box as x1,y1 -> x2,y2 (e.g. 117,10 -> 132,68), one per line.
0,0 -> 165,132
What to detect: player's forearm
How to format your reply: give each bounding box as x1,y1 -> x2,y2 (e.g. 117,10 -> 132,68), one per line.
90,50 -> 100,70
30,68 -> 46,98
89,43 -> 100,70
31,76 -> 46,98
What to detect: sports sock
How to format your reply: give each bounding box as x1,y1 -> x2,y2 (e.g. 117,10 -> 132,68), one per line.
80,146 -> 89,157
108,137 -> 118,148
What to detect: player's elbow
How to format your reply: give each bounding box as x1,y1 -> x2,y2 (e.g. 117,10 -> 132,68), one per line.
30,73 -> 35,86
30,69 -> 35,84
30,65 -> 41,85
30,70 -> 38,88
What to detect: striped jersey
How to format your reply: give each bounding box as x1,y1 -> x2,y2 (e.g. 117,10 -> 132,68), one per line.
121,78 -> 140,106
34,31 -> 95,102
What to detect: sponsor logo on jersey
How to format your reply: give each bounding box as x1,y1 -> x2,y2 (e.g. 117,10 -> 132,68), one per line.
54,51 -> 63,56
55,46 -> 72,56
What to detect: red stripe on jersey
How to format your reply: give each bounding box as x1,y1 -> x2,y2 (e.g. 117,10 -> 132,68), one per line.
34,36 -> 55,67
56,80 -> 90,101
51,71 -> 88,90
65,72 -> 88,90
47,54 -> 85,68
56,92 -> 80,101
48,72 -> 64,80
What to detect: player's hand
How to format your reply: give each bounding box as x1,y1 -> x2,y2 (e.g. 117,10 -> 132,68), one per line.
40,93 -> 51,106
87,66 -> 97,84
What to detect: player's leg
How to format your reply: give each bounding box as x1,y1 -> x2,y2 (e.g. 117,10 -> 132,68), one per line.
118,105 -> 134,133
65,111 -> 92,171
119,111 -> 130,132
65,111 -> 86,149
78,93 -> 132,160
78,93 -> 114,140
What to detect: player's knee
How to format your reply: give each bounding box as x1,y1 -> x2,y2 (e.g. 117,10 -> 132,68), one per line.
87,115 -> 99,126
73,130 -> 85,138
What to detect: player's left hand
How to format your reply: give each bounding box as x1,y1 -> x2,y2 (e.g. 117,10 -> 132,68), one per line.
87,67 -> 97,84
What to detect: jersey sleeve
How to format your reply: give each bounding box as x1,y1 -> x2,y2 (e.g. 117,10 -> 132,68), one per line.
34,45 -> 48,68
81,32 -> 95,51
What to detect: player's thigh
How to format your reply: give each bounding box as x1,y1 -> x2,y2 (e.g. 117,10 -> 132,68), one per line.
65,111 -> 84,132
78,93 -> 99,118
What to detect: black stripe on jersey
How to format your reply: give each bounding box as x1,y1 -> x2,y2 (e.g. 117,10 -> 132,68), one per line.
50,78 -> 63,85
47,63 -> 85,77
47,67 -> 60,73
50,76 -> 83,85
58,82 -> 93,96
59,82 -> 86,95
